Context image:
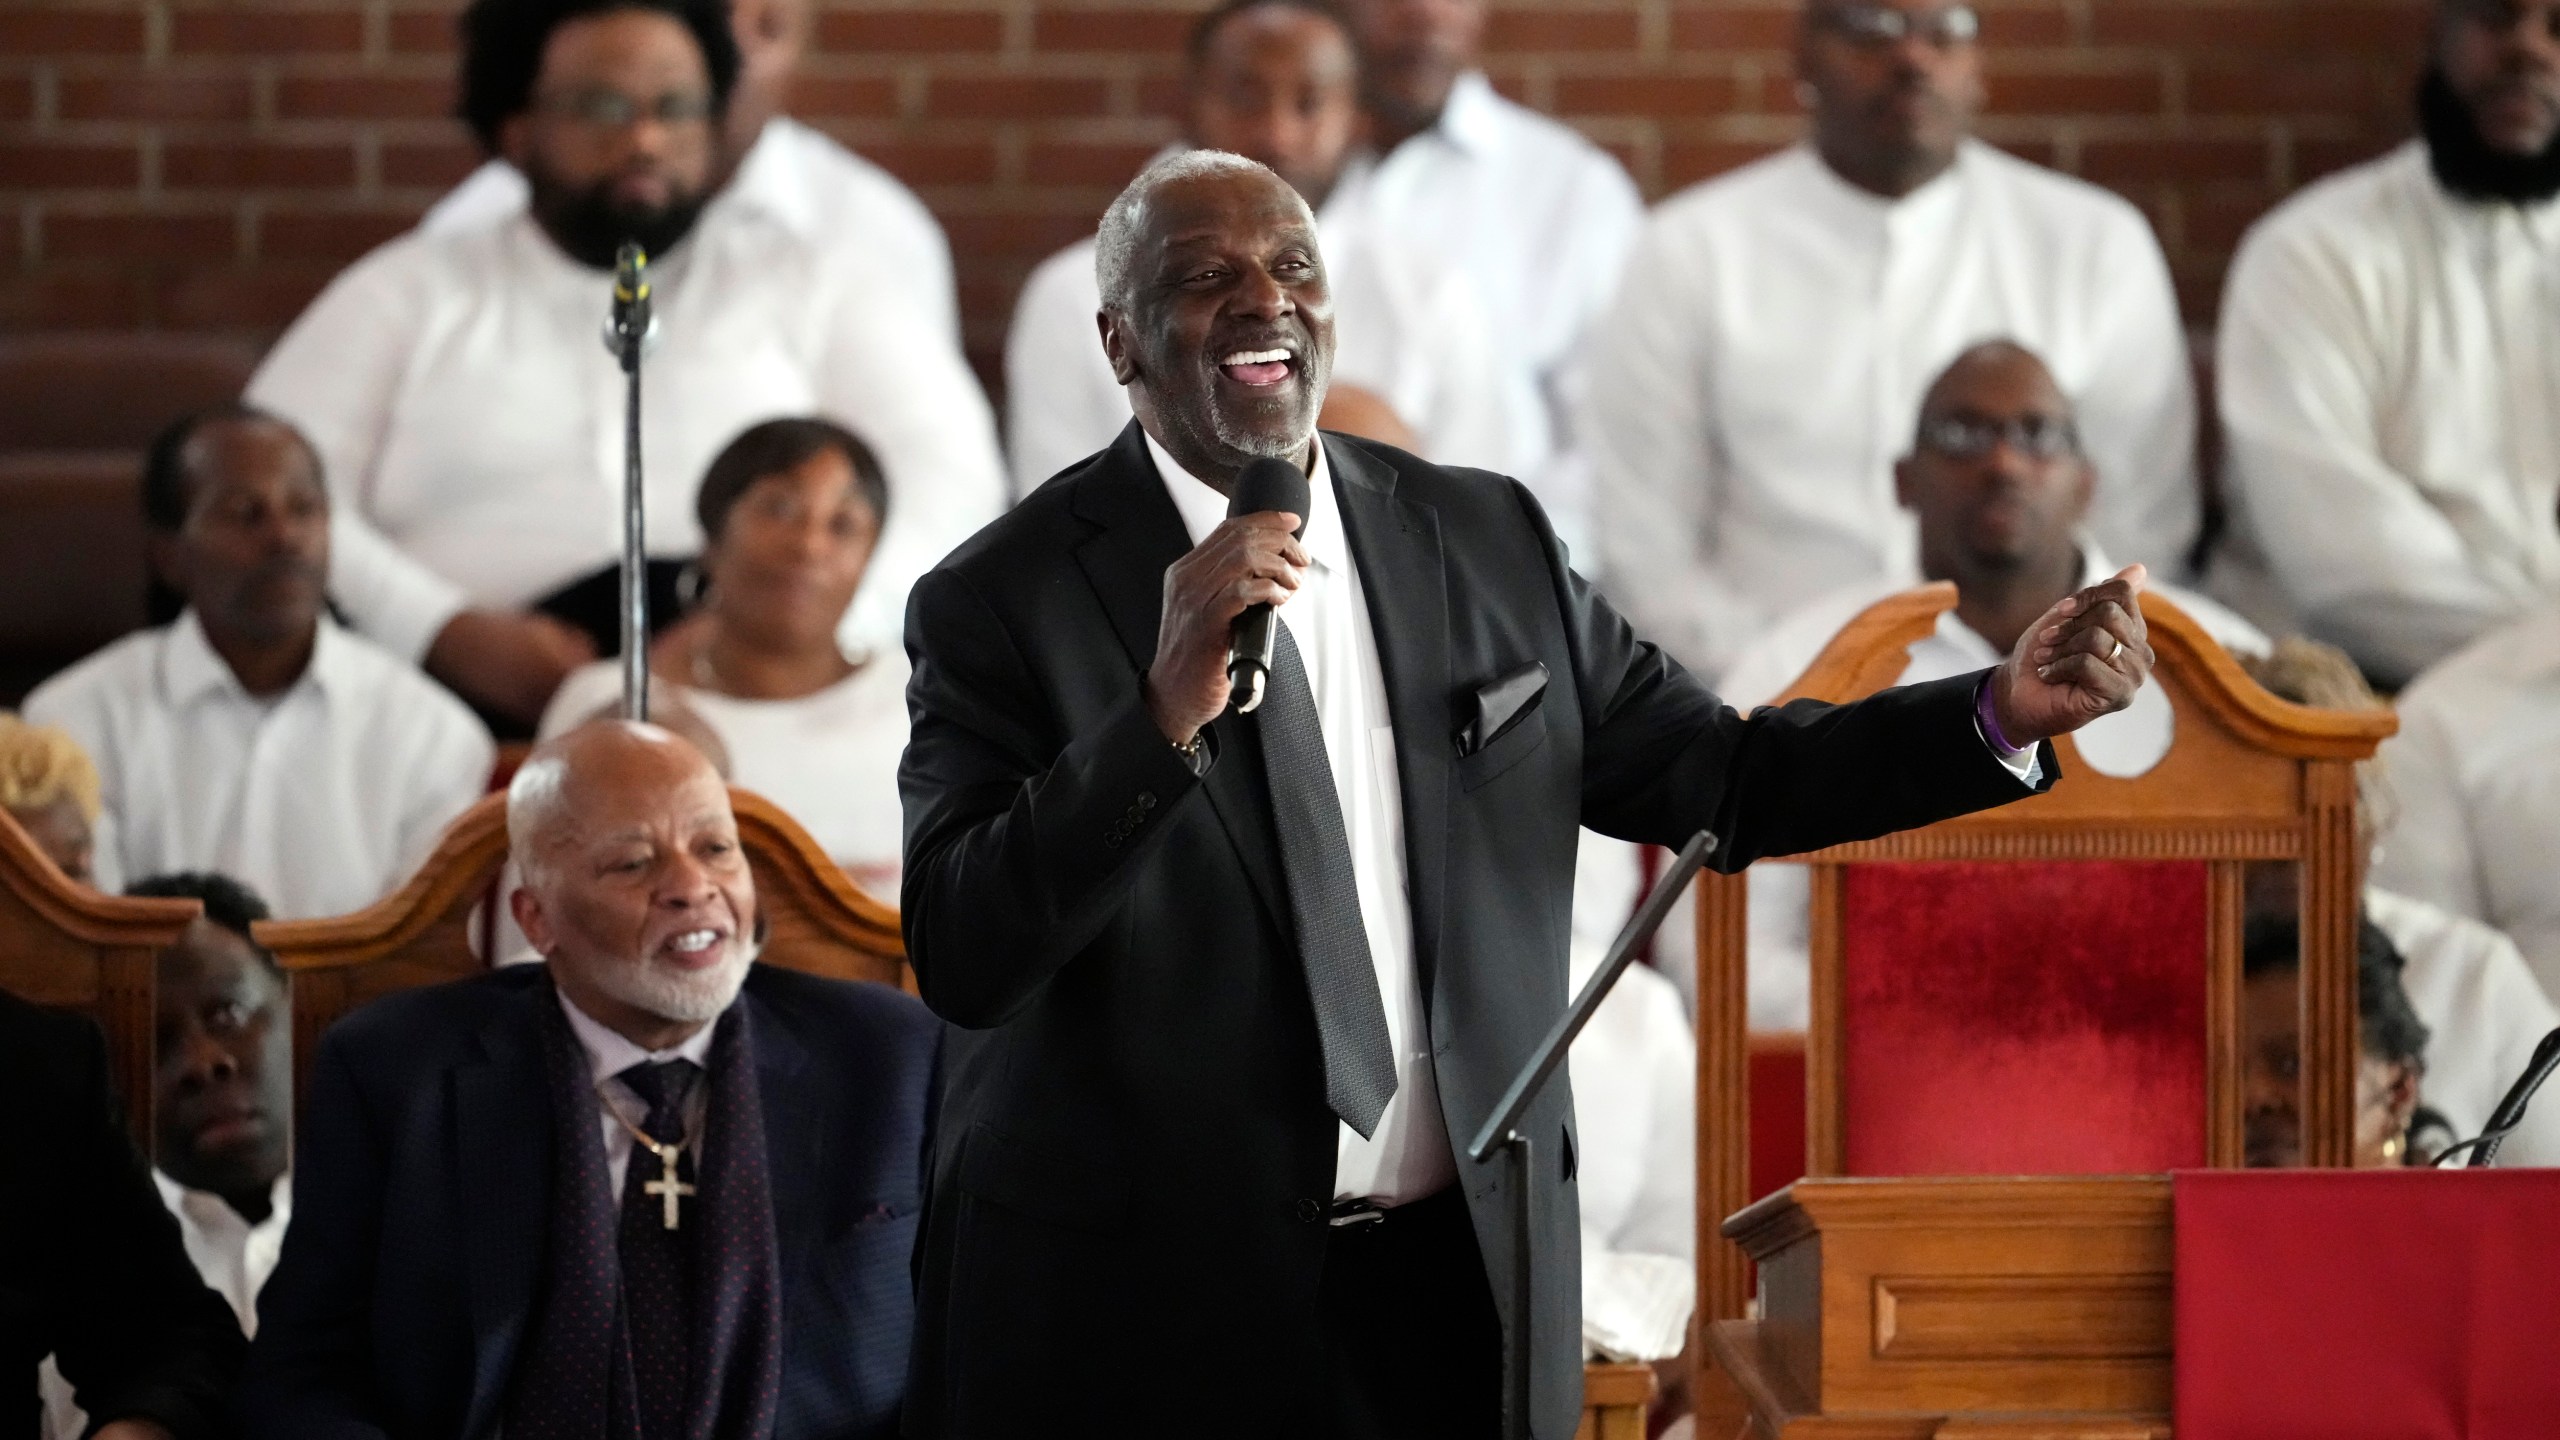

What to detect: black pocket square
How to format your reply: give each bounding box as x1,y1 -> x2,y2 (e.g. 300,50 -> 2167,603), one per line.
1457,662 -> 1548,757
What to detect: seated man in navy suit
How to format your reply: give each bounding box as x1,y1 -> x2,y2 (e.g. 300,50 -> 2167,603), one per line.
244,720 -> 940,1440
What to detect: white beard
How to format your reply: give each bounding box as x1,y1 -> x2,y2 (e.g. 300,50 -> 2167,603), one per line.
591,935 -> 758,1025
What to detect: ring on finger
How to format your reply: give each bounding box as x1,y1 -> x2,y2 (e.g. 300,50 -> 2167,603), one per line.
2104,636 -> 2124,662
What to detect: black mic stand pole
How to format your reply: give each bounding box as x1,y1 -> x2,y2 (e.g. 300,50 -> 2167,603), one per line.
2435,1025 -> 2560,1168
1466,828 -> 1717,1440
604,241 -> 657,722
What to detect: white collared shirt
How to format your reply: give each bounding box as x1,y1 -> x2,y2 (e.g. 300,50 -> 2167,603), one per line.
22,611 -> 494,918
558,986 -> 721,1200
1583,141 -> 2198,683
1003,152 -> 1538,498
2215,140 -> 2560,686
1144,431 -> 1452,1204
2366,888 -> 2560,1168
245,124 -> 1006,663
1326,72 -> 1644,555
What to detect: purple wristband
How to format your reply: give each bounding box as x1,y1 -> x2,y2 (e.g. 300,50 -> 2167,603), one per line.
1975,676 -> 2028,757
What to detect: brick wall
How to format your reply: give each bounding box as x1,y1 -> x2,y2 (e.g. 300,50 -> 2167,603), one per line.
0,0 -> 2433,392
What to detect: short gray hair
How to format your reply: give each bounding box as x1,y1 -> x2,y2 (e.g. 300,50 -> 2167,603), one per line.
506,750 -> 572,888
1093,149 -> 1286,314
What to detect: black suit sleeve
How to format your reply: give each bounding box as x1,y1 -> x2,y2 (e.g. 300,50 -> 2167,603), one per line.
238,1029 -> 394,1440
1524,483 -> 2054,865
899,565 -> 1214,1028
29,1011 -> 245,1440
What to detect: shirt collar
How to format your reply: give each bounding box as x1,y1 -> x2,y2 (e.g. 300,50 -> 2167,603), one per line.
1795,137 -> 1973,230
556,984 -> 721,1087
159,609 -> 341,707
711,117 -> 821,241
1425,70 -> 1505,155
1143,428 -> 1342,574
153,1168 -> 293,1242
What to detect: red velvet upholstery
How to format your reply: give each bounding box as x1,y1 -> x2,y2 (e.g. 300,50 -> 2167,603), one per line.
1840,860 -> 2209,1175
1748,1033 -> 1806,1204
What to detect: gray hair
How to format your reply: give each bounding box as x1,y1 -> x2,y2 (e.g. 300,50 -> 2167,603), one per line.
1093,149 -> 1289,314
506,750 -> 574,889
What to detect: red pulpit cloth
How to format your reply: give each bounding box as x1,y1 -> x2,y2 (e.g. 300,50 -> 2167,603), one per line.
2175,1168 -> 2560,1438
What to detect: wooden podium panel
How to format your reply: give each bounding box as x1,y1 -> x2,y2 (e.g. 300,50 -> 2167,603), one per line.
1709,1177 -> 2172,1439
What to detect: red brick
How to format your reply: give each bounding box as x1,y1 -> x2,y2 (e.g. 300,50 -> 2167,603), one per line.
927,74 -> 1113,120
0,75 -> 36,123
2184,61 -> 2393,119
2183,182 -> 2285,252
1552,72 -> 1744,118
851,138 -> 1003,187
2081,135 -> 2271,185
388,8 -> 461,53
165,140 -> 359,190
791,74 -> 902,119
257,208 -> 415,262
274,73 -> 453,121
0,142 -> 143,190
2090,2 -> 2419,54
1133,70 -> 1189,116
819,8 -> 1006,52
1983,64 -> 2166,117
57,73 -> 256,123
1660,138 -> 1786,190
158,263 -> 335,330
0,270 -> 154,330
0,8 -> 148,55
2294,134 -> 2405,184
381,138 -> 482,187
1973,0 -> 2077,46
1667,3 -> 1796,52
942,207 -> 1104,265
1031,9 -> 1188,53
45,212 -> 240,264
171,7 -> 368,54
1486,9 -> 1642,52
1021,138 -> 1164,187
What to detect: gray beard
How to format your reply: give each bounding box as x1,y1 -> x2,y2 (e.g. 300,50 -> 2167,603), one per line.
590,937 -> 759,1025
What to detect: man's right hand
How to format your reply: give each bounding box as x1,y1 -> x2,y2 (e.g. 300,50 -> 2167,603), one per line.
425,608 -> 598,727
1144,510 -> 1306,745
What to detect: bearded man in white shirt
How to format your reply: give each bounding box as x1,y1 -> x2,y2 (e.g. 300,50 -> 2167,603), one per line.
1585,0 -> 2198,685
1005,0 -> 1530,497
2216,0 -> 2560,687
24,408 -> 494,920
246,0 -> 1005,728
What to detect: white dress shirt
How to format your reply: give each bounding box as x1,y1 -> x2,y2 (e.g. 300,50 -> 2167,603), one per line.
539,646 -> 912,890
22,612 -> 494,919
2216,141 -> 2560,686
2372,607 -> 2560,996
1584,141 -> 2199,683
1328,72 -> 1644,556
245,130 -> 1006,663
1003,161 -> 1536,497
2368,888 -> 2560,1168
1146,431 -> 1450,1205
559,986 -> 720,1200
420,117 -> 963,344
1564,923 -> 1695,1361
1702,550 -> 2262,1028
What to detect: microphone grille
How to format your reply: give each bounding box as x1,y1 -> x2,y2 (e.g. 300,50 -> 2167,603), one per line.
1227,455 -> 1310,525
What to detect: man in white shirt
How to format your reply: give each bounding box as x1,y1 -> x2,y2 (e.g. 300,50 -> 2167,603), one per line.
422,0 -> 961,345
1585,0 -> 2197,684
1004,0 -> 1528,496
24,408 -> 493,919
1333,0 -> 1642,554
246,0 -> 1005,727
2215,0 -> 2560,686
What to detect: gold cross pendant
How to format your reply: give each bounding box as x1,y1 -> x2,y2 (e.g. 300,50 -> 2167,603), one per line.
642,1141 -> 695,1230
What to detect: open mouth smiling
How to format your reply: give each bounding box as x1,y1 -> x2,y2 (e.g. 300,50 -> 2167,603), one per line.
1217,347 -> 1298,388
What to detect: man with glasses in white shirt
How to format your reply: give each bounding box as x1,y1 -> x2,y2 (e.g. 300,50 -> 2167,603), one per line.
246,0 -> 1005,729
1584,0 -> 2197,685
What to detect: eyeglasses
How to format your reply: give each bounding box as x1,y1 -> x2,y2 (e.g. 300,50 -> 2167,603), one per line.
1918,413 -> 2080,461
1819,3 -> 1982,47
537,87 -> 716,130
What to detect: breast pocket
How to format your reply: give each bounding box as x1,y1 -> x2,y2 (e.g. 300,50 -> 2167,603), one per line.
1456,705 -> 1548,792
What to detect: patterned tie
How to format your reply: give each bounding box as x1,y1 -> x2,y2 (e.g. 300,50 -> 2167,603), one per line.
1256,620 -> 1400,1137
617,1059 -> 700,1440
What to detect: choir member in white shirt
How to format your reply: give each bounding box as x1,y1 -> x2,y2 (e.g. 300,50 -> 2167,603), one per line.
0,713 -> 103,887
245,0 -> 1005,728
1333,0 -> 1642,554
422,0 -> 961,345
2215,2 -> 2560,687
1584,0 -> 2197,684
541,418 -> 910,893
23,408 -> 494,920
1710,342 -> 2258,1027
1004,0 -> 1529,496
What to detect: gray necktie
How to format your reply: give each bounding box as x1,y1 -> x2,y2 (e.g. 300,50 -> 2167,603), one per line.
1256,619 -> 1400,1137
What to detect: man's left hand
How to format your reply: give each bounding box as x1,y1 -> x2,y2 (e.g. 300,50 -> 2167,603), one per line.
1990,564 -> 2154,746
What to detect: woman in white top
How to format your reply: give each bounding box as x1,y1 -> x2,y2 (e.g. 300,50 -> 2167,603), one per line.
541,417 -> 910,893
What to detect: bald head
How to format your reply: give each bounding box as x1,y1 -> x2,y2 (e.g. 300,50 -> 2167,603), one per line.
508,721 -> 758,1048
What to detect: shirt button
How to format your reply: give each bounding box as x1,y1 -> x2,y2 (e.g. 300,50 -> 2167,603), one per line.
1294,1197 -> 1324,1224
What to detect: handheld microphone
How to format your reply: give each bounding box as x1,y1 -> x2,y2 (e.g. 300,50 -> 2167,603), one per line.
602,241 -> 658,368
2446,1026 -> 2560,1167
1225,455 -> 1310,714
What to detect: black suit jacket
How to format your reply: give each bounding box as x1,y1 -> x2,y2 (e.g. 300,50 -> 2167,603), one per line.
0,992 -> 244,1440
240,964 -> 941,1440
897,424 -> 2055,1438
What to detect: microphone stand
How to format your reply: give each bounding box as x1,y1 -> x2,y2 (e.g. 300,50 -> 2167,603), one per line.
2435,1026 -> 2560,1168
603,241 -> 657,722
1466,828 -> 1716,1440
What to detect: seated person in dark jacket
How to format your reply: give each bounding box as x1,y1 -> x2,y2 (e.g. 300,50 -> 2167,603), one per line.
1,991 -> 245,1440
242,720 -> 941,1440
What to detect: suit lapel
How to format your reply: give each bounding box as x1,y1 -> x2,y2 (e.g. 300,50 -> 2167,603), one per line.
452,990 -> 554,1440
1325,436 -> 1452,1001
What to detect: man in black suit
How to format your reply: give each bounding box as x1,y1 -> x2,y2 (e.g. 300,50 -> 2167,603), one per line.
244,722 -> 940,1440
899,152 -> 2155,1438
2,991 -> 243,1440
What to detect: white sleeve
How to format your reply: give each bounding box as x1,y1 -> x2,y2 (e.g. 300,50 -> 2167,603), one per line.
390,688 -> 497,895
1611,981 -> 1697,1261
416,158 -> 529,235
2370,685 -> 2492,923
245,248 -> 471,663
2073,208 -> 2200,579
1004,248 -> 1131,498
2218,221 -> 2524,684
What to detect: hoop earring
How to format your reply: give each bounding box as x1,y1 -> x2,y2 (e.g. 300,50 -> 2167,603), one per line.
675,560 -> 706,612
2381,1133 -> 2406,1164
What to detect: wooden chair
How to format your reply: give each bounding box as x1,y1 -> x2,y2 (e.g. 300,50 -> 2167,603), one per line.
0,807 -> 200,1139
256,786 -> 907,1121
1692,583 -> 2394,1368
